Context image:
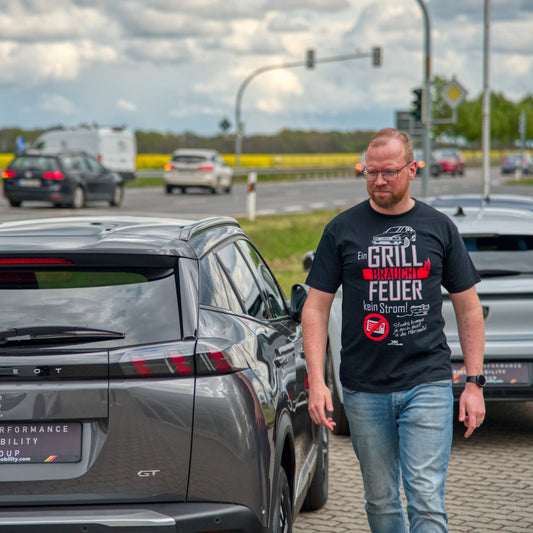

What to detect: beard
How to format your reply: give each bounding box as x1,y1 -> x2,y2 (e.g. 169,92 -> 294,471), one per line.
368,180 -> 410,210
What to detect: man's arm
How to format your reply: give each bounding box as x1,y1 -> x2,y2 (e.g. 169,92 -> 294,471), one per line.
302,287 -> 336,431
449,286 -> 486,438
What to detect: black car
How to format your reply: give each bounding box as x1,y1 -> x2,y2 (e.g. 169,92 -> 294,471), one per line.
1,151 -> 124,208
0,215 -> 327,532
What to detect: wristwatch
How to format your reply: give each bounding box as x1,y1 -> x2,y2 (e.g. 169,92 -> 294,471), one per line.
466,374 -> 487,388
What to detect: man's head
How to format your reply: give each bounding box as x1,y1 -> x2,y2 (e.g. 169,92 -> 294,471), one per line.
364,128 -> 417,214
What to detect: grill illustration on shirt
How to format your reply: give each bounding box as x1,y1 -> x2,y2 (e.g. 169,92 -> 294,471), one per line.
361,226 -> 431,344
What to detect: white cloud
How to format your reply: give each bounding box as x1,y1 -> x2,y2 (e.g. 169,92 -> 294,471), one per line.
0,0 -> 531,134
40,94 -> 76,114
116,99 -> 137,112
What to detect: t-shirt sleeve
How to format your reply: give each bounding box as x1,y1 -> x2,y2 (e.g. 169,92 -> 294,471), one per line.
441,220 -> 481,293
305,223 -> 342,294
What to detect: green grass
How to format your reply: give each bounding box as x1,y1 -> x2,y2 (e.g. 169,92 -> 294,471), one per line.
237,210 -> 341,295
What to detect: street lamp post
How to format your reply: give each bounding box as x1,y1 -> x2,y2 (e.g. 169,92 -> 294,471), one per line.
415,0 -> 432,199
234,48 -> 382,169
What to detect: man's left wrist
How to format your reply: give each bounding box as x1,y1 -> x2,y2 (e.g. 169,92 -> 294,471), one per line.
466,374 -> 487,388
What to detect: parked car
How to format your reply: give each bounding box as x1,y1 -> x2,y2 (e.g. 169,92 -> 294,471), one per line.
163,149 -> 233,194
414,149 -> 440,177
425,193 -> 533,212
0,215 -> 327,531
304,204 -> 533,435
434,149 -> 465,175
1,151 -> 124,208
500,153 -> 533,175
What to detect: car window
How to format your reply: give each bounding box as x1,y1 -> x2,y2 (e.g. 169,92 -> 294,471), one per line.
0,268 -> 181,346
236,240 -> 288,318
10,156 -> 59,171
216,243 -> 268,320
84,155 -> 104,172
199,252 -> 242,312
173,155 -> 208,164
62,154 -> 89,171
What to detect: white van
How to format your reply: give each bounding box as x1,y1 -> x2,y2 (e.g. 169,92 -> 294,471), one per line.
32,126 -> 137,182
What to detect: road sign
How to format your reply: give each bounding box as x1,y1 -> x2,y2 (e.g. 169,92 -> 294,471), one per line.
441,77 -> 467,109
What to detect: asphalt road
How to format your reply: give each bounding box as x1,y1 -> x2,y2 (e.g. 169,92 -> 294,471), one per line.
1,165 -> 531,222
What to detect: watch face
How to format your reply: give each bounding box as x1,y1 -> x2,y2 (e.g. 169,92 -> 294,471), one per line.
477,374 -> 487,386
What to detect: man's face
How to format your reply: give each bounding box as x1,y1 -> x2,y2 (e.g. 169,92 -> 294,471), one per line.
365,139 -> 416,211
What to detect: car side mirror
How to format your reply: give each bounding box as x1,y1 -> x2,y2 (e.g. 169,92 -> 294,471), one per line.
290,283 -> 309,322
302,250 -> 315,272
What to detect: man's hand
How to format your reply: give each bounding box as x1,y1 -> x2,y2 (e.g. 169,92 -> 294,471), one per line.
308,381 -> 336,432
458,383 -> 485,438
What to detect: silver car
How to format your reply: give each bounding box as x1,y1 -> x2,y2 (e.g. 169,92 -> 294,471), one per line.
306,202 -> 533,435
0,215 -> 327,531
163,148 -> 233,194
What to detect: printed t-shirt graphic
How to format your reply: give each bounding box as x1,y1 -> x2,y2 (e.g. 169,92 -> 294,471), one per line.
361,226 -> 431,343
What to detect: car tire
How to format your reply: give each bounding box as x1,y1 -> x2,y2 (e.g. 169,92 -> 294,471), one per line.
302,425 -> 328,511
272,466 -> 292,533
8,199 -> 21,207
110,185 -> 124,207
326,347 -> 350,436
71,187 -> 85,209
165,184 -> 174,194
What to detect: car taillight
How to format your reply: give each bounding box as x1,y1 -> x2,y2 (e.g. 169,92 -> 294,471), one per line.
110,340 -> 249,379
2,169 -> 16,179
164,163 -> 176,171
97,153 -> 102,163
111,342 -> 196,378
42,171 -> 64,180
195,340 -> 248,375
198,164 -> 214,171
418,160 -> 426,169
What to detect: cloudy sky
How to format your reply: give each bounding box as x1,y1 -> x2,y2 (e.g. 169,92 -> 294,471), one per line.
1,0 -> 531,136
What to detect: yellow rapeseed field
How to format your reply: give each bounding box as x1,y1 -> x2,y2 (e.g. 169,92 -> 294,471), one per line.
0,150 -> 501,171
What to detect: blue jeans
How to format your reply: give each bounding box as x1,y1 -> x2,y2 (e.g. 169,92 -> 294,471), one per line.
342,380 -> 453,533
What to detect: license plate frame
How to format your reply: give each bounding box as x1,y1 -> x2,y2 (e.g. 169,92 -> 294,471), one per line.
0,422 -> 82,464
452,362 -> 530,385
19,178 -> 41,188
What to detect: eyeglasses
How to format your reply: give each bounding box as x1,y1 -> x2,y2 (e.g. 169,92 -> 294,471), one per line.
363,161 -> 413,182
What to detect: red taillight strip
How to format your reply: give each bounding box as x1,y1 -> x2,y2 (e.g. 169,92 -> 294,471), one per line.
42,171 -> 63,180
2,169 -> 16,179
0,258 -> 73,264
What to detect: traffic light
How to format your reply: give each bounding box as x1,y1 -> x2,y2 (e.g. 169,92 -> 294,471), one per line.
411,88 -> 423,121
306,49 -> 315,69
372,46 -> 382,67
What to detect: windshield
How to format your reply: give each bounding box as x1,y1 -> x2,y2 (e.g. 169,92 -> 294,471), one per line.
0,269 -> 181,347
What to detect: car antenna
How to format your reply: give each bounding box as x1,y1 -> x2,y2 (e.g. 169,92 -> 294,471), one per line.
454,206 -> 466,217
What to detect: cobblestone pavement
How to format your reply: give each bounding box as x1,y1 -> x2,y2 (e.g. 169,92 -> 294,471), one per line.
294,401 -> 533,533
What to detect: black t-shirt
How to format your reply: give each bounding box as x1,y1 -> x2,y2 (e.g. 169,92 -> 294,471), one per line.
306,199 -> 480,393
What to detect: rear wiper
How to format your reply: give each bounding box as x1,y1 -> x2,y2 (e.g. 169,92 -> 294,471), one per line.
0,326 -> 125,346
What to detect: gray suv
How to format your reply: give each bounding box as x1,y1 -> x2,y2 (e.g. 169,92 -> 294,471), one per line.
0,215 -> 327,532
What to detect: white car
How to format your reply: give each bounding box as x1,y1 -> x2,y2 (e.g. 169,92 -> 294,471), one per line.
163,148 -> 233,194
306,202 -> 533,435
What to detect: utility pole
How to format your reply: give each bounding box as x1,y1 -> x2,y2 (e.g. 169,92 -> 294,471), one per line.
482,0 -> 491,197
415,0 -> 432,199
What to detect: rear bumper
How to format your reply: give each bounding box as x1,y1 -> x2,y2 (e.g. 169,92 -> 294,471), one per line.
0,502 -> 264,533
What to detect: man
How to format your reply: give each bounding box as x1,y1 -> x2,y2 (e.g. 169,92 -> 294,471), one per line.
302,128 -> 485,533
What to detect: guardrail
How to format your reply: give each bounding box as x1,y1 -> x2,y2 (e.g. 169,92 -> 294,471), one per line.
138,166 -> 357,181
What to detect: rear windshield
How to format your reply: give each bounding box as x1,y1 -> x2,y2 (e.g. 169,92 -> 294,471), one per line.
172,155 -> 209,164
463,235 -> 533,251
10,156 -> 59,171
0,268 -> 181,347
